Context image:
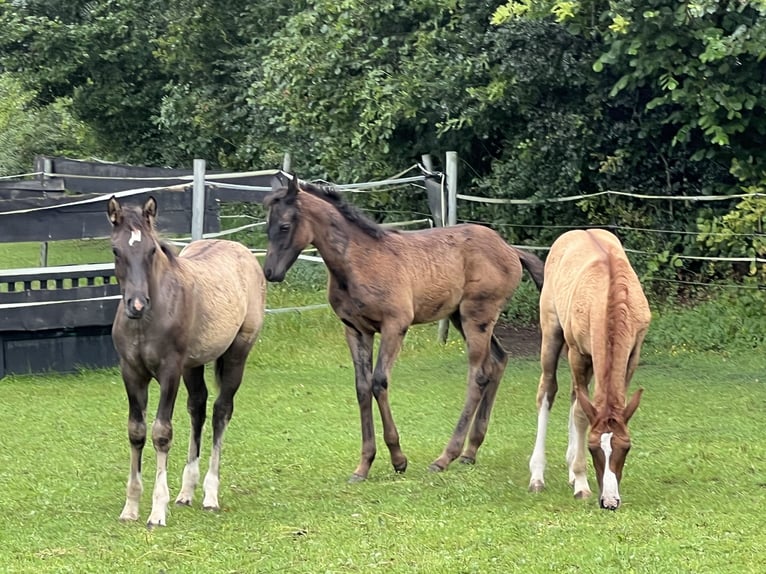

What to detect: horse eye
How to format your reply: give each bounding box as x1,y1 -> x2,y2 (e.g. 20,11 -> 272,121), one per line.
112,248 -> 120,258
279,223 -> 291,232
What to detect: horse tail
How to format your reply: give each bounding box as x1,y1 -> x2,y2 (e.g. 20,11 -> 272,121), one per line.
516,248 -> 545,292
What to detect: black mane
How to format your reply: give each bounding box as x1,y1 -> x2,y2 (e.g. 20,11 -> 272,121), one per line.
300,180 -> 389,240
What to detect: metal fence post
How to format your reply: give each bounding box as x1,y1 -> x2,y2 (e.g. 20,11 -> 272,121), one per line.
191,158 -> 206,241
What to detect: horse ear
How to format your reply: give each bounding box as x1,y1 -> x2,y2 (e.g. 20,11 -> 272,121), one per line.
107,196 -> 121,226
270,173 -> 286,192
576,386 -> 598,425
143,196 -> 158,224
624,387 -> 643,422
285,173 -> 299,203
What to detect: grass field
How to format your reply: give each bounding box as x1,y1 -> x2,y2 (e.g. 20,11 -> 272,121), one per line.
1,302 -> 765,573
2,238 -> 765,572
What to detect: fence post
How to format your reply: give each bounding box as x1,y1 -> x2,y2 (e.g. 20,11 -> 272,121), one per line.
38,157 -> 53,266
424,153 -> 451,344
446,151 -> 457,227
282,152 -> 292,173
435,151 -> 458,344
191,158 -> 206,241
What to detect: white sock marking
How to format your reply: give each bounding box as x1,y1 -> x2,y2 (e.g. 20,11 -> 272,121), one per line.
529,394 -> 550,487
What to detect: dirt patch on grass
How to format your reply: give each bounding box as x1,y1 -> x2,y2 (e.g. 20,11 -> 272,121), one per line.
494,323 -> 541,359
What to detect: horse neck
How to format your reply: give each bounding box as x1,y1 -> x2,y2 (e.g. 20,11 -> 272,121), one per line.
301,192 -> 379,271
590,256 -> 638,414
147,244 -> 182,306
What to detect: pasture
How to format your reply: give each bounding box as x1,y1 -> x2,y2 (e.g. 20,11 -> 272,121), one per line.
1,301 -> 765,572
2,238 -> 765,572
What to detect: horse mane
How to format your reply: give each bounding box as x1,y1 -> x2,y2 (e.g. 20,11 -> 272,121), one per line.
119,204 -> 178,264
299,180 -> 389,240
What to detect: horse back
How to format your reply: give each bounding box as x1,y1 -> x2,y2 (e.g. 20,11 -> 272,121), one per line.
178,240 -> 266,361
392,224 -> 524,323
542,229 -> 650,358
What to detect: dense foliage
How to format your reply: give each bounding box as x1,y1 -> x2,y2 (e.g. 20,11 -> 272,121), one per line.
0,0 -> 764,292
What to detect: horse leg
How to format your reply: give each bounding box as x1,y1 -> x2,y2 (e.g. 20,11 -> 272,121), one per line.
345,325 -> 377,482
175,365 -> 208,506
528,321 -> 565,492
460,333 -> 508,465
146,361 -> 182,528
430,309 -> 496,472
119,366 -> 150,522
370,322 -> 409,476
567,349 -> 593,499
203,342 -> 250,511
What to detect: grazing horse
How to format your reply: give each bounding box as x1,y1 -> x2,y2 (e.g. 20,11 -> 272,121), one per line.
528,229 -> 650,509
262,174 -> 545,482
108,196 -> 266,527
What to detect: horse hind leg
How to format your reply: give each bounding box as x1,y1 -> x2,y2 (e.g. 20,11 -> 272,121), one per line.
460,333 -> 509,465
175,365 -> 208,507
203,343 -> 250,511
430,310 -> 497,472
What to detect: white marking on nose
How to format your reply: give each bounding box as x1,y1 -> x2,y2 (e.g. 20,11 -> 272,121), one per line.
129,229 -> 142,246
600,432 -> 620,508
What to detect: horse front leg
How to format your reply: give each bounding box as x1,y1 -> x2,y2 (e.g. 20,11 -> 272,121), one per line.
203,346 -> 248,511
147,362 -> 182,528
528,322 -> 565,492
175,365 -> 208,507
371,323 -> 408,476
119,367 -> 150,522
345,325 -> 377,482
567,349 -> 593,500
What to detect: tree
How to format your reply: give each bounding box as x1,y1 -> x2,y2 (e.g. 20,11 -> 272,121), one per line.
493,0 -> 766,188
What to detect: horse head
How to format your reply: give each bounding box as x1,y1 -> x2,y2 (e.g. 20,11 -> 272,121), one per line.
263,173 -> 311,282
576,386 -> 643,510
107,196 -> 160,319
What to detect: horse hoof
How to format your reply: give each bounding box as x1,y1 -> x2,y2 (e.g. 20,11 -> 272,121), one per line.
574,490 -> 592,500
427,462 -> 445,473
202,505 -> 220,512
146,520 -> 165,530
459,456 -> 475,466
175,498 -> 192,507
393,458 -> 408,474
348,473 -> 367,484
529,481 -> 545,493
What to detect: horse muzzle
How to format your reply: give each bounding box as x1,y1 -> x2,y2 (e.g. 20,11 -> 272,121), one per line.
263,264 -> 286,283
600,496 -> 621,511
124,296 -> 150,319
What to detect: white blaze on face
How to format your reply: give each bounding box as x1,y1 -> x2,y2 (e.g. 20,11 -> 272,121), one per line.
128,229 -> 142,247
600,432 -> 620,507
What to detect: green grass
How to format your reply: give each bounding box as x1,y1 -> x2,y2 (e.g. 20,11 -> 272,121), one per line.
0,239 -> 113,268
2,239 -> 765,571
1,306 -> 765,573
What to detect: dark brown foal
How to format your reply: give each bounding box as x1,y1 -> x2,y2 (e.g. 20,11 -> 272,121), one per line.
262,174 -> 544,481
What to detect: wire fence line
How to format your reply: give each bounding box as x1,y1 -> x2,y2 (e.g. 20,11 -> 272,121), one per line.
2,164 -> 763,295
457,189 -> 765,204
